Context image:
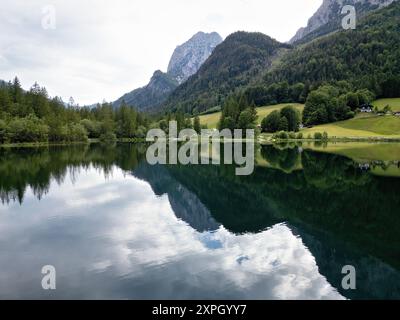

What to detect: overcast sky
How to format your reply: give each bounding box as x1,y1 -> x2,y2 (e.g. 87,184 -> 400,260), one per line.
0,0 -> 322,105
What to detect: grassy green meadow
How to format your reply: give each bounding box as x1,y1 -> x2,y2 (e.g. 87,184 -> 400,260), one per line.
372,98 -> 400,112
301,115 -> 400,138
199,99 -> 400,140
198,103 -> 305,129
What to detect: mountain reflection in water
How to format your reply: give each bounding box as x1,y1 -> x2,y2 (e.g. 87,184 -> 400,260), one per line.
0,143 -> 399,299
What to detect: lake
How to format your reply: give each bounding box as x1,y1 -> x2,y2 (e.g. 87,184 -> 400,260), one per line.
0,143 -> 399,299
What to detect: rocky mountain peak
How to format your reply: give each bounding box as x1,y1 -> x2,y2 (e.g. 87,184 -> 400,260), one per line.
167,31 -> 223,84
289,0 -> 397,44
114,31 -> 221,111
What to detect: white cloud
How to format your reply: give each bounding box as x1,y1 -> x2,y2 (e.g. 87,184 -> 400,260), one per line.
0,0 -> 322,105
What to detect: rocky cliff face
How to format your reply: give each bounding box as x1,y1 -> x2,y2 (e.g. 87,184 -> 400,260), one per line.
167,32 -> 223,84
290,0 -> 397,44
114,31 -> 222,111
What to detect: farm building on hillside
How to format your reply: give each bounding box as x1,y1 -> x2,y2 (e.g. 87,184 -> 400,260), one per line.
360,104 -> 373,113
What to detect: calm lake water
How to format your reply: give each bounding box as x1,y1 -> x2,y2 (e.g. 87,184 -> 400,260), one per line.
0,143 -> 399,299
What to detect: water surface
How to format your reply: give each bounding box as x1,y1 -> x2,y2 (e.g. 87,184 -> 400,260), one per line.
0,143 -> 399,299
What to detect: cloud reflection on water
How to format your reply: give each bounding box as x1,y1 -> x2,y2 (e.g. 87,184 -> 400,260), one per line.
0,165 -> 343,299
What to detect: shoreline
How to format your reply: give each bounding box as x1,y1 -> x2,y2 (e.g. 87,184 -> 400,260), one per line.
0,138 -> 147,148
258,135 -> 400,145
0,140 -> 91,148
2,136 -> 400,148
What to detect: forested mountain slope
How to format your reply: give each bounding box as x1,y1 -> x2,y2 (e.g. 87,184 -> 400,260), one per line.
290,0 -> 397,44
264,2 -> 400,98
164,32 -> 290,114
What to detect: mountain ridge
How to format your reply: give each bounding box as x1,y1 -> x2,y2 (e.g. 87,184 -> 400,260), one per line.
168,31 -> 223,84
113,70 -> 178,112
164,31 -> 290,114
290,0 -> 397,44
113,31 -> 222,111
289,0 -> 397,44
263,1 -> 400,96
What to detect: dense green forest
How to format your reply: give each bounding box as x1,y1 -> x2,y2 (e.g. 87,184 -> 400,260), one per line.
261,105 -> 301,133
302,84 -> 376,126
0,77 -> 152,144
263,2 -> 400,97
217,93 -> 258,131
0,77 -> 206,144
